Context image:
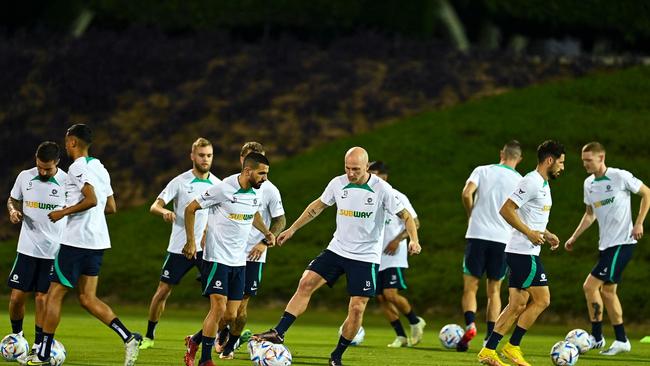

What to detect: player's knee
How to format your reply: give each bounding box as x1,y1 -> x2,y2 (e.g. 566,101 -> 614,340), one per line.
78,293 -> 96,310
537,296 -> 551,310
383,291 -> 399,303
582,281 -> 597,294
600,287 -> 617,301
235,312 -> 247,330
348,302 -> 366,319
34,293 -> 47,306
464,280 -> 479,293
297,278 -> 317,295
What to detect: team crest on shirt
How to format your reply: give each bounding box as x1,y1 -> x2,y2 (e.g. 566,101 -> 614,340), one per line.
364,197 -> 374,206
50,189 -> 59,197
606,185 -> 612,192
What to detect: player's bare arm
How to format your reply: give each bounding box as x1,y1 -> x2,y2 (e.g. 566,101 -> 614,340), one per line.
500,199 -> 545,245
565,205 -> 595,251
104,195 -> 117,215
397,209 -> 421,254
253,211 -> 276,246
385,217 -> 420,255
461,181 -> 477,219
543,229 -> 560,250
150,198 -> 176,223
249,214 -> 287,261
48,183 -> 98,223
633,184 -> 650,240
182,199 -> 201,259
7,197 -> 23,224
277,199 -> 328,245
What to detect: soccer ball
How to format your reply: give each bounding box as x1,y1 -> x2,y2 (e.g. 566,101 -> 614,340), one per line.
565,329 -> 592,354
50,339 -> 67,365
248,340 -> 292,366
0,333 -> 29,361
438,324 -> 464,349
550,340 -> 579,366
337,325 -> 365,346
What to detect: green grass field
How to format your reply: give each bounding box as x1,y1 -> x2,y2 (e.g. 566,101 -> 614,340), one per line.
2,306 -> 649,365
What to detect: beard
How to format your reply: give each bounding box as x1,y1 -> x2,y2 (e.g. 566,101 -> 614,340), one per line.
38,174 -> 50,182
250,178 -> 264,189
195,164 -> 211,174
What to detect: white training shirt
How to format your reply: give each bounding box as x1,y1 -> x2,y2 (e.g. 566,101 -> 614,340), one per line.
157,170 -> 220,254
465,164 -> 522,244
245,180 -> 284,263
379,188 -> 417,271
10,167 -> 68,259
505,170 -> 552,256
584,168 -> 643,250
198,174 -> 263,266
61,157 -> 114,250
320,174 -> 405,264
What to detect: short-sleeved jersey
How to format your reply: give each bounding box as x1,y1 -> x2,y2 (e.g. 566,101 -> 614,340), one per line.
584,168 -> 643,250
379,188 -> 417,271
61,157 -> 113,250
506,171 -> 552,256
198,174 -> 263,266
245,180 -> 284,263
10,167 -> 68,259
465,164 -> 522,244
320,174 -> 404,264
157,170 -> 220,254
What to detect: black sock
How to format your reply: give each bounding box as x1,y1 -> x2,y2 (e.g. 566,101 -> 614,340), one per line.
191,330 -> 203,344
405,310 -> 419,325
464,311 -> 476,326
199,336 -> 215,363
10,318 -> 23,334
275,311 -> 297,337
217,326 -> 230,345
509,325 -> 527,346
485,331 -> 503,350
109,318 -> 133,343
330,335 -> 352,361
390,319 -> 407,338
35,325 -> 43,345
613,323 -> 627,342
146,320 -> 157,339
38,333 -> 54,360
591,321 -> 603,341
222,334 -> 240,355
485,321 -> 495,340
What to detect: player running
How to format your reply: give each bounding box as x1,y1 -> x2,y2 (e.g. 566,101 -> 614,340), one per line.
183,152 -> 275,366
367,161 -> 425,348
253,147 -> 421,366
215,142 -> 286,359
140,138 -> 220,350
564,142 -> 649,355
7,142 -> 68,358
478,140 -> 564,366
458,141 -> 522,351
24,124 -> 141,366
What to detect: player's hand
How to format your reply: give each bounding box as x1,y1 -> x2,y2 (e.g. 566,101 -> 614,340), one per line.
408,241 -> 421,255
527,230 -> 545,245
277,228 -> 295,246
632,224 -> 644,240
383,239 -> 400,255
48,210 -> 65,223
248,243 -> 267,261
200,232 -> 207,250
564,236 -> 576,252
162,210 -> 176,223
544,231 -> 560,250
9,210 -> 22,224
263,231 -> 276,247
182,241 -> 196,259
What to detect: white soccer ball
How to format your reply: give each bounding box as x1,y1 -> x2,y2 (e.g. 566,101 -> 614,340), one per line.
337,325 -> 365,346
0,333 -> 29,361
248,340 -> 292,366
50,339 -> 67,365
438,324 -> 464,349
550,340 -> 579,366
565,328 -> 592,354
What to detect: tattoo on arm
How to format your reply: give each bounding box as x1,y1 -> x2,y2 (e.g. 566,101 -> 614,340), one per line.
8,197 -> 22,214
396,209 -> 408,219
592,302 -> 602,321
269,215 -> 286,236
307,209 -> 319,218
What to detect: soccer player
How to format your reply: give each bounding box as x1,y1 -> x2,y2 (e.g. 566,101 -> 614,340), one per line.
564,142 -> 649,355
183,152 -> 275,366
458,141 -> 523,351
253,147 -> 421,366
139,138 -> 220,350
24,124 -> 141,366
215,142 -> 286,358
367,161 -> 425,348
7,142 -> 67,356
478,140 -> 565,366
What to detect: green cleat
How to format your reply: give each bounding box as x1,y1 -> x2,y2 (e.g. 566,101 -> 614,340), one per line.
641,336 -> 650,344
234,329 -> 253,351
139,336 -> 154,350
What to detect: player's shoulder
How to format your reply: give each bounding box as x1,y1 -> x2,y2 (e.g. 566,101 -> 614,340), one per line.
391,187 -> 409,202
584,174 -> 595,186
368,174 -> 393,194
54,167 -> 68,181
208,172 -> 221,184
607,167 -> 633,180
521,170 -> 545,187
489,164 -> 522,178
18,167 -> 37,179
262,179 -> 280,194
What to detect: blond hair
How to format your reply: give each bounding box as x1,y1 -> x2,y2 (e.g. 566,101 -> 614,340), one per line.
192,137 -> 212,152
240,141 -> 265,157
582,141 -> 606,154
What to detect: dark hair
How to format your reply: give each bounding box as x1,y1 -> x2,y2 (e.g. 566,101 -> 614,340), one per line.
503,140 -> 522,160
537,140 -> 565,162
243,152 -> 270,168
36,141 -> 60,162
67,123 -> 93,144
368,161 -> 389,174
